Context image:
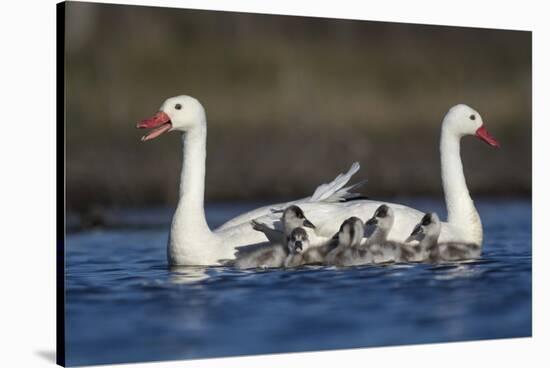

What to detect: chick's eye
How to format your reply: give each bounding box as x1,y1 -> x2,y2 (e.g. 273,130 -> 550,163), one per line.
469,114 -> 475,120
175,103 -> 182,110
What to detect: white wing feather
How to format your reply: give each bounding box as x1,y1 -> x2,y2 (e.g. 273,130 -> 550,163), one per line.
217,162 -> 366,231
310,161 -> 362,202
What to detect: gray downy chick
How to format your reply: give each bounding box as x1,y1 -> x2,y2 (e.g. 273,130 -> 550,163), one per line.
232,242 -> 287,269
406,212 -> 480,263
364,204 -> 402,264
282,205 -> 316,237
324,217 -> 365,266
250,205 -> 316,245
283,227 -> 309,268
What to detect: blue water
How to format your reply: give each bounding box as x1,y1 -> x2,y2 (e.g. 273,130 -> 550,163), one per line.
65,199 -> 532,366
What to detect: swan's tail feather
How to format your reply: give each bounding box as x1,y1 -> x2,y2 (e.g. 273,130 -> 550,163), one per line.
265,163 -> 366,213
310,161 -> 360,202
333,178 -> 369,202
310,162 -> 367,203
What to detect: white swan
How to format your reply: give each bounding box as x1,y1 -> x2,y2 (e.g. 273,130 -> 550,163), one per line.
234,104 -> 500,248
138,96 -> 498,266
137,95 -> 365,266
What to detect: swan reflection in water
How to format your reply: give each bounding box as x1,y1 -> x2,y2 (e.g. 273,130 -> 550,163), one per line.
168,265 -> 211,284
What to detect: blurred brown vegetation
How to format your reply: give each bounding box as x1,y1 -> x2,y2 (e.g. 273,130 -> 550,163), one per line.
65,2 -> 531,213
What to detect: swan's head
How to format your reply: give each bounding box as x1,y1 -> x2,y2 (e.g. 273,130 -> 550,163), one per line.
137,95 -> 206,141
406,212 -> 441,243
443,104 -> 500,147
365,204 -> 394,234
287,227 -> 309,254
282,205 -> 316,233
337,217 -> 365,248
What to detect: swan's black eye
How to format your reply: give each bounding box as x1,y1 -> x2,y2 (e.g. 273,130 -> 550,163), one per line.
175,103 -> 182,110
469,114 -> 475,120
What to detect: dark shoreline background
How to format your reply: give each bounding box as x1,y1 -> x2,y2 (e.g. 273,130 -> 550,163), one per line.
65,2 -> 531,215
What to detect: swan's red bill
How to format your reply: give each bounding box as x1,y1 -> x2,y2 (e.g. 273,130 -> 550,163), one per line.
475,126 -> 500,148
137,111 -> 172,142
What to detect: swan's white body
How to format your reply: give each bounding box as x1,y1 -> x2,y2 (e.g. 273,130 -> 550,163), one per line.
138,97 -> 498,266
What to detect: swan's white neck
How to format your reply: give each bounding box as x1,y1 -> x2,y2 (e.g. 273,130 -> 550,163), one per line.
168,121 -> 219,264
178,126 -> 207,215
440,127 -> 482,244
